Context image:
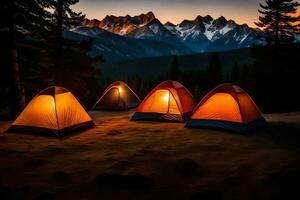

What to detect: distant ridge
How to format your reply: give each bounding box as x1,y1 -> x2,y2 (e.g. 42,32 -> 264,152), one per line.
64,12 -> 268,63
82,12 -> 263,52
83,12 -> 156,35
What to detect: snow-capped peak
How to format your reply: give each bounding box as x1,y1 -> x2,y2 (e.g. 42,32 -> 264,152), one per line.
81,12 -> 260,52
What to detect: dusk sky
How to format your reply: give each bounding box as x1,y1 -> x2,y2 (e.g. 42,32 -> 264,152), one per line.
73,0 -> 300,27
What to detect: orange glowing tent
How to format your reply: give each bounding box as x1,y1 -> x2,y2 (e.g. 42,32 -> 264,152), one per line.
131,80 -> 196,122
93,81 -> 140,110
8,86 -> 94,136
186,83 -> 267,133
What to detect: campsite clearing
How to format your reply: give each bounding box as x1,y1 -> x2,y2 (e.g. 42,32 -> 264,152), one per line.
0,111 -> 300,200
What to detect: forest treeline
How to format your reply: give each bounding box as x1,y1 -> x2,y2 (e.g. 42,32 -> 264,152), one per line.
0,0 -> 300,119
107,0 -> 300,113
0,0 -> 103,119
123,43 -> 300,114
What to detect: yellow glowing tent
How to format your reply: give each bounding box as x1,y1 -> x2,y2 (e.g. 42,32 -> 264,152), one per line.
93,81 -> 140,110
8,86 -> 94,136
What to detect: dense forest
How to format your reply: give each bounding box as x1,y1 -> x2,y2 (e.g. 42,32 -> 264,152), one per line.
0,0 -> 300,120
0,0 -> 103,119
121,42 -> 300,113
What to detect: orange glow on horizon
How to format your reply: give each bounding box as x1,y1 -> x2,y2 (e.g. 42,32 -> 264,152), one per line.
73,0 -> 300,29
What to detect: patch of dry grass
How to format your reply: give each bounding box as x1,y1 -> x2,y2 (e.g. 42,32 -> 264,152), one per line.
0,111 -> 300,199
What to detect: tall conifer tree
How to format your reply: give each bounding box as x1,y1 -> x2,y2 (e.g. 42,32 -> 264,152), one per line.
0,0 -> 52,116
207,52 -> 222,87
169,55 -> 181,81
255,0 -> 300,44
51,0 -> 85,55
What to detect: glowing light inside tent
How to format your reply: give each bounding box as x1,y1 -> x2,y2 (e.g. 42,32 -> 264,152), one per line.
163,92 -> 170,102
118,86 -> 123,94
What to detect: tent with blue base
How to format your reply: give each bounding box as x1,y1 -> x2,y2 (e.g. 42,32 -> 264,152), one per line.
186,83 -> 267,133
131,80 -> 196,122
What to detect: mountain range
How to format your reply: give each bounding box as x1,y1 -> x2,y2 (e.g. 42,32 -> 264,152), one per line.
65,12 -> 263,63
82,12 -> 261,52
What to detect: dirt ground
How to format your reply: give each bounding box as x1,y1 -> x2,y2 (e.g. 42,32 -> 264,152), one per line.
0,111 -> 300,200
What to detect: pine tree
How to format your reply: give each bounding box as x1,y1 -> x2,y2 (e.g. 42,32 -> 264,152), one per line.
0,0 -> 55,117
0,0 -> 99,116
240,64 -> 250,88
207,52 -> 222,87
255,0 -> 300,44
37,0 -> 103,107
50,0 -> 85,55
25,39 -> 103,107
230,62 -> 240,84
41,0 -> 87,88
169,55 -> 181,81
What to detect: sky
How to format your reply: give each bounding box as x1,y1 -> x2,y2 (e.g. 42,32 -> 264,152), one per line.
73,0 -> 300,27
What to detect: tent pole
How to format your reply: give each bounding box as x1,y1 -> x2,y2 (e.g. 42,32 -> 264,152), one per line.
54,92 -> 60,131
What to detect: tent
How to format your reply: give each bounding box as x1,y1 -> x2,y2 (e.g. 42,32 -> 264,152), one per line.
8,86 -> 94,136
186,83 -> 267,133
131,80 -> 196,122
93,81 -> 140,110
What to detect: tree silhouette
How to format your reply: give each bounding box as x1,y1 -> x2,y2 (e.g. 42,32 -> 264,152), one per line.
28,39 -> 103,107
169,55 -> 181,81
207,52 -> 222,87
255,0 -> 300,44
51,0 -> 85,56
240,64 -> 250,88
230,62 -> 240,84
0,0 -> 55,117
0,0 -> 103,117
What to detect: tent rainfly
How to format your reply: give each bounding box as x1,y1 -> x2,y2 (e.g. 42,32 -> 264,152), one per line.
131,80 -> 196,122
8,86 -> 94,136
185,83 -> 267,133
93,81 -> 140,110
